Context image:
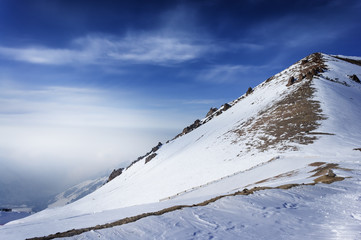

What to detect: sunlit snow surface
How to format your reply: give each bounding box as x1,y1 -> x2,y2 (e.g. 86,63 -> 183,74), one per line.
1,54 -> 361,239
69,172 -> 361,240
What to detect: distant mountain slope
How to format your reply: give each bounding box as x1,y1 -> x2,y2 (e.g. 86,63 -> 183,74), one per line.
1,53 -> 361,240
47,177 -> 107,208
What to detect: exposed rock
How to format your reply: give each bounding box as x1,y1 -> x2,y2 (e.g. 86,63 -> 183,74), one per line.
327,169 -> 336,178
125,142 -> 163,169
222,103 -> 231,111
311,68 -> 318,75
173,103 -> 232,141
349,74 -> 360,83
152,142 -> 163,152
145,153 -> 157,164
246,87 -> 253,96
265,76 -> 274,83
193,119 -> 201,127
286,76 -> 296,86
306,71 -> 313,80
107,168 -> 124,183
316,66 -> 324,73
298,74 -> 305,82
216,103 -> 231,116
182,119 -> 201,135
206,108 -> 218,117
301,59 -> 308,65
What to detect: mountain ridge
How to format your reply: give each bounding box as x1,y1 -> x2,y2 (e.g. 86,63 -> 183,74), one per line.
106,52 -> 328,181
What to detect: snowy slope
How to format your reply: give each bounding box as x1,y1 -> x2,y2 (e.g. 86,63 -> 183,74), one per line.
1,53 -> 361,239
47,177 -> 107,208
67,169 -> 361,240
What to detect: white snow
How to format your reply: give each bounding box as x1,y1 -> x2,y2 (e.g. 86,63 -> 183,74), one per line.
66,170 -> 361,240
48,176 -> 107,208
1,53 -> 360,240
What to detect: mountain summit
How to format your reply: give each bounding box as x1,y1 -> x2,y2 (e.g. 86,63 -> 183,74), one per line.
1,53 -> 361,239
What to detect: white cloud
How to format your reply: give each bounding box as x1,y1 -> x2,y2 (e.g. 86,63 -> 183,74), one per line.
0,47 -> 85,65
198,64 -> 272,83
0,4 -> 218,66
0,32 -> 216,66
106,35 -> 206,63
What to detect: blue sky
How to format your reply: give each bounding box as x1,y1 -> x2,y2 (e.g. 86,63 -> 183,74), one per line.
1,0 -> 361,205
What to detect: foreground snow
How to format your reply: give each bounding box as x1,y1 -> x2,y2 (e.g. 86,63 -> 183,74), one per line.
67,168 -> 361,240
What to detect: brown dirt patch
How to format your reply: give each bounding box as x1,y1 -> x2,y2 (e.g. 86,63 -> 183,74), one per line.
309,163 -> 351,177
276,184 -> 302,190
230,80 -> 326,152
333,56 -> 361,67
307,132 -> 335,135
254,170 -> 298,185
309,162 -> 326,167
310,163 -> 339,177
313,175 -> 344,184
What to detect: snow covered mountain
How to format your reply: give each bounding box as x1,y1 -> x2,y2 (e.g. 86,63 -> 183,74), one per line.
1,53 -> 361,239
47,177 -> 107,209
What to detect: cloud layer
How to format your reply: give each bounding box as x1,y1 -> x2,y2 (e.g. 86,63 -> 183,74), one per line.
0,83 -> 194,187
0,32 -> 217,66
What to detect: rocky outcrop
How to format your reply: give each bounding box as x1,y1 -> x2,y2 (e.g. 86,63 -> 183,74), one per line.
180,119 -> 201,136
151,142 -> 163,152
143,142 -> 163,164
107,168 -> 124,183
301,59 -> 308,65
349,74 -> 360,83
206,108 -> 218,117
286,53 -> 327,88
172,102 -> 234,141
108,142 -> 164,177
327,169 -> 336,178
246,87 -> 253,96
145,153 -> 157,164
222,103 -> 231,111
286,76 -> 295,86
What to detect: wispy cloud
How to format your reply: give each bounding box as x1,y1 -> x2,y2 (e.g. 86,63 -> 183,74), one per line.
105,35 -> 209,64
0,47 -> 85,65
197,64 -> 275,83
0,33 -> 217,66
181,99 -> 220,105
